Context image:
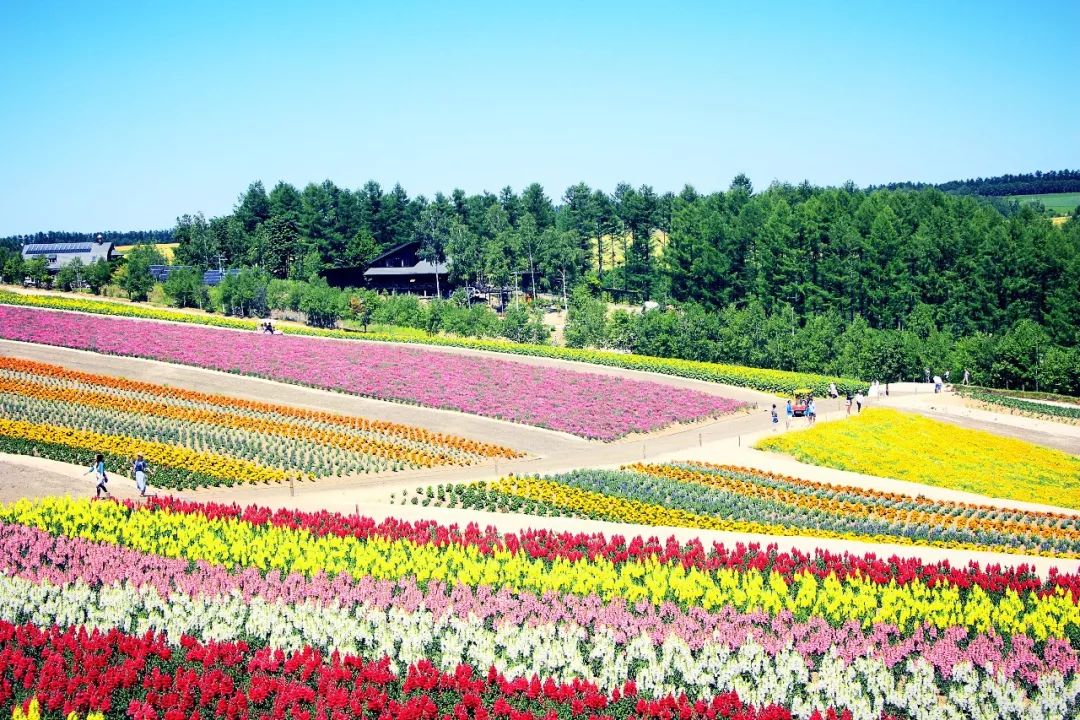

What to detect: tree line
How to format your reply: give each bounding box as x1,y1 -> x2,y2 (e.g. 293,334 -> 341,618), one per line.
0,229 -> 172,250
878,169 -> 1080,197
4,174 -> 1078,394
159,176 -> 1077,392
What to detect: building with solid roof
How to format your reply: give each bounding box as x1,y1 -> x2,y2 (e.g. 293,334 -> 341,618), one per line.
322,240 -> 449,295
21,237 -> 114,271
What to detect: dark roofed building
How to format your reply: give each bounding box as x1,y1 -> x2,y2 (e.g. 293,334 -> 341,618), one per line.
322,240 -> 449,295
22,237 -> 114,271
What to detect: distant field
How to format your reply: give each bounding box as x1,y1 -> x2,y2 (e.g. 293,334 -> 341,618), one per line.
1006,191 -> 1080,216
114,242 -> 178,261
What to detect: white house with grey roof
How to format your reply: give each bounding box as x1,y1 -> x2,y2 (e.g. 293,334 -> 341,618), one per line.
21,237 -> 114,271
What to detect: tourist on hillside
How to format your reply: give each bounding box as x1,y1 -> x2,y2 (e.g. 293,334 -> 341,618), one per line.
132,454 -> 149,497
770,404 -> 779,431
945,369 -> 951,384
845,394 -> 852,415
785,399 -> 794,430
963,368 -> 971,386
924,367 -> 931,383
933,375 -> 943,394
84,453 -> 110,499
807,398 -> 817,425
828,382 -> 839,399
855,390 -> 864,413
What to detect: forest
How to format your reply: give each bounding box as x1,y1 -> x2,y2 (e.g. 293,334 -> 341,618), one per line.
4,175 -> 1079,393
879,169 -> 1080,197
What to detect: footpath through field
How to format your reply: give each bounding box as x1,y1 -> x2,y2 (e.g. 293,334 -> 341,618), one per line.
4,451 -> 1073,577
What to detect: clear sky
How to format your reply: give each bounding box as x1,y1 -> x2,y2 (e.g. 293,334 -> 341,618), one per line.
1,0 -> 1078,235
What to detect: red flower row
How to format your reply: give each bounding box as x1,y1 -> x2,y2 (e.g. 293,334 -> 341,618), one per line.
0,620 -> 859,720
141,496 -> 1080,599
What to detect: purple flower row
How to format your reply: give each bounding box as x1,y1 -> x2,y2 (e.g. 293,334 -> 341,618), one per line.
0,306 -> 742,439
1,521 -> 1072,685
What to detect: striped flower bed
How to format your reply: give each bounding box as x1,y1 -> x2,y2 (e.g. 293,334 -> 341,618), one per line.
406,462 -> 1080,558
0,356 -> 519,489
0,495 -> 1076,718
0,305 -> 744,440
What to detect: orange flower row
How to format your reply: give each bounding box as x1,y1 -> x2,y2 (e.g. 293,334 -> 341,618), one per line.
628,463 -> 1079,542
0,376 -> 465,468
0,356 -> 520,458
0,418 -> 295,484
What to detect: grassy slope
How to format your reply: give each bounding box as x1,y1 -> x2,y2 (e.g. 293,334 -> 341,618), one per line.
1006,191 -> 1080,215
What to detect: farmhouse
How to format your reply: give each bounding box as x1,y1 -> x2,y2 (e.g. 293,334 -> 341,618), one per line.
21,236 -> 114,271
322,240 -> 449,295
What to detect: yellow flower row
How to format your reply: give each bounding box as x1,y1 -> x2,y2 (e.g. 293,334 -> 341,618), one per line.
1,496 -> 1076,639
0,418 -> 298,484
0,355 -> 520,458
756,408 -> 1080,510
488,475 -> 1079,560
0,376 -> 459,468
13,699 -> 102,720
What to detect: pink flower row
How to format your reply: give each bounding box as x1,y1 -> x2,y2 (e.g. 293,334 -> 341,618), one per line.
0,306 -> 742,439
1,522 -> 1072,686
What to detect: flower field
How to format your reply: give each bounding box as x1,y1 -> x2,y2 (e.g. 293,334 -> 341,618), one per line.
0,495 -> 1078,719
0,291 -> 865,396
756,409 -> 1080,510
404,462 -> 1080,558
955,385 -> 1080,422
0,305 -> 744,440
0,357 -> 518,489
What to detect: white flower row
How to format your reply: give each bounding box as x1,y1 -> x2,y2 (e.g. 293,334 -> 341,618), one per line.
0,573 -> 1074,720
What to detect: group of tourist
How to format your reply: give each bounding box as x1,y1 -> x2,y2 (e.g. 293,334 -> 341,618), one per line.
770,380 -> 881,432
84,453 -> 150,499
925,367 -> 971,392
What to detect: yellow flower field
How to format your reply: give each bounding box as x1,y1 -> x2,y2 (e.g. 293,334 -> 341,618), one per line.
756,408 -> 1080,510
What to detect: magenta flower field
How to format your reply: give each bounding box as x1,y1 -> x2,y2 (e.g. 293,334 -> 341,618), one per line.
0,306 -> 743,439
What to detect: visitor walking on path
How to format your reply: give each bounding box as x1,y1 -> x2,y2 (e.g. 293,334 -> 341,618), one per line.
933,375 -> 943,394
132,454 -> 149,497
945,369 -> 951,384
84,453 -> 110,499
924,367 -> 931,383
963,368 -> 970,386
828,382 -> 838,399
807,398 -> 817,425
845,394 -> 852,415
785,400 -> 793,430
770,404 -> 779,432
855,390 -> 864,413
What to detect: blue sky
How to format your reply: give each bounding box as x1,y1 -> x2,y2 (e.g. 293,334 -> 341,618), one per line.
1,0 -> 1078,234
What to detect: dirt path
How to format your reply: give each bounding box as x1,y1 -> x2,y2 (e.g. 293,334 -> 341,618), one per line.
4,452 -> 1072,577
0,454 -> 147,503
